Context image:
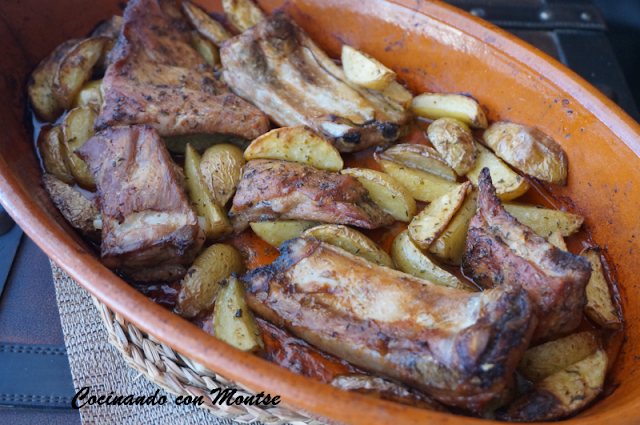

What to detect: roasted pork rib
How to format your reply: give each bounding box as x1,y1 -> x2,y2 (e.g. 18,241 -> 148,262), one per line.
462,168 -> 591,341
229,159 -> 394,232
220,12 -> 412,152
77,125 -> 204,282
244,238 -> 536,410
97,0 -> 269,140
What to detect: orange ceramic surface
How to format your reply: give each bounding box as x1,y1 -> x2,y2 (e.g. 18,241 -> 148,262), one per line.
0,0 -> 639,423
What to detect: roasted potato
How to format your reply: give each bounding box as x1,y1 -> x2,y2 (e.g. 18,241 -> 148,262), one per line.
503,202 -> 583,237
28,39 -> 79,122
342,45 -> 396,91
222,0 -> 266,32
62,105 -> 98,191
382,81 -> 413,110
244,126 -> 344,172
42,173 -> 100,241
250,220 -> 320,247
182,1 -> 233,47
213,276 -> 264,352
581,248 -> 622,329
38,126 -> 75,185
52,37 -> 109,110
498,350 -> 607,422
409,182 -> 471,249
90,16 -> 123,73
340,167 -> 417,222
428,190 -> 477,265
411,93 -> 488,129
484,122 -> 568,185
163,133 -> 252,154
301,224 -> 395,269
190,31 -> 220,66
185,144 -> 233,240
427,118 -> 477,175
391,230 -> 468,290
175,244 -> 244,319
72,79 -> 103,109
381,144 -> 457,181
376,157 -> 461,203
466,141 -> 530,201
200,144 -> 245,207
548,228 -> 568,251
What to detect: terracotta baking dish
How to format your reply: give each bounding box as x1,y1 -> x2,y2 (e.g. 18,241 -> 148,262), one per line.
0,0 -> 639,423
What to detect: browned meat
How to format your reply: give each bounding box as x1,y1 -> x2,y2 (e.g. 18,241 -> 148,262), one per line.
244,238 -> 536,411
220,12 -> 412,152
97,0 -> 269,140
462,168 -> 591,341
230,159 -> 394,232
77,125 -> 205,282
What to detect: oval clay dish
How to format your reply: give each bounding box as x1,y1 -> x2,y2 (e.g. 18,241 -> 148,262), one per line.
0,0 -> 639,423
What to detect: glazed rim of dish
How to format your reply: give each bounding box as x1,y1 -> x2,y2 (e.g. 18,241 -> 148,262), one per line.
1,0 -> 639,424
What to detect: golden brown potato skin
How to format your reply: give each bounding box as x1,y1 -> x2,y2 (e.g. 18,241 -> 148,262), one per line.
427,118 -> 477,175
483,122 -> 568,185
200,144 -> 245,207
38,126 -> 75,186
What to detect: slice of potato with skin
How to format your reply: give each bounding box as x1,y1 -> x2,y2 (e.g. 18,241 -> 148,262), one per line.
90,16 -> 123,73
382,81 -> 413,110
190,31 -> 220,66
429,190 -> 477,265
427,118 -> 477,175
498,350 -> 607,422
223,0 -> 266,32
301,224 -> 395,269
63,105 -> 98,191
503,202 -> 583,237
466,141 -> 530,201
342,45 -> 396,91
52,37 -> 109,110
380,145 -> 457,181
484,122 -> 568,185
185,144 -> 233,240
547,228 -> 568,251
376,157 -> 461,203
72,79 -> 103,109
581,247 -> 622,329
213,276 -> 263,352
340,168 -> 417,222
42,173 -> 100,241
250,220 -> 320,247
409,182 -> 471,250
411,93 -> 488,129
175,244 -> 244,319
182,1 -> 233,47
518,331 -> 601,382
391,230 -> 468,290
200,144 -> 245,206
38,126 -> 75,185
245,126 -> 344,172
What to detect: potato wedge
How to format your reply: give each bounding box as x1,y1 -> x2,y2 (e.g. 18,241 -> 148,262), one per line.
185,144 -> 233,240
62,105 -> 98,191
175,244 -> 244,319
548,228 -> 568,251
223,0 -> 266,32
409,182 -> 471,249
382,81 -> 413,110
518,331 -> 601,382
429,190 -> 477,265
90,16 -> 123,73
52,37 -> 109,110
498,350 -> 607,422
245,126 -> 344,172
412,93 -> 488,129
200,144 -> 245,206
484,122 -> 568,185
340,168 -> 417,222
466,141 -> 530,201
381,144 -> 457,181
42,173 -> 100,241
581,247 -> 622,329
250,220 -> 320,247
182,0 -> 233,47
72,79 -> 103,109
38,126 -> 75,185
376,157 -> 461,203
342,45 -> 396,91
427,118 -> 477,175
190,31 -> 220,66
28,39 -> 79,122
391,230 -> 468,290
301,224 -> 395,268
213,275 -> 263,352
503,202 -> 583,237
